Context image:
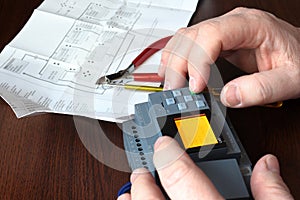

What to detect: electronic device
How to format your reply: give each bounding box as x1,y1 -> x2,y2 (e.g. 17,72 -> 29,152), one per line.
122,87 -> 252,199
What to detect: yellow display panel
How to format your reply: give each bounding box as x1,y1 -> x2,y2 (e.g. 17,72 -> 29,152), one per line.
174,114 -> 218,149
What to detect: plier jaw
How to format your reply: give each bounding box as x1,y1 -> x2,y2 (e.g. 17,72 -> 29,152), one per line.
96,64 -> 135,84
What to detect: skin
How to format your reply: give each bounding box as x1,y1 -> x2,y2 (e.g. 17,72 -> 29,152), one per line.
159,7 -> 300,108
118,7 -> 299,199
118,137 -> 294,200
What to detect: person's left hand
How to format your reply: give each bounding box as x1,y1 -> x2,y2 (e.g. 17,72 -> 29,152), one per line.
117,136 -> 293,200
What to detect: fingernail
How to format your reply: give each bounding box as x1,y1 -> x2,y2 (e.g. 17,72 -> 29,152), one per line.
154,136 -> 178,151
153,137 -> 185,170
130,168 -> 149,183
117,195 -> 129,200
158,63 -> 164,77
265,155 -> 280,174
222,84 -> 241,107
154,136 -> 165,150
163,81 -> 171,91
189,76 -> 197,92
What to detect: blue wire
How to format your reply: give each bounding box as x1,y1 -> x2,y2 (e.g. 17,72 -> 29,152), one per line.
117,182 -> 132,197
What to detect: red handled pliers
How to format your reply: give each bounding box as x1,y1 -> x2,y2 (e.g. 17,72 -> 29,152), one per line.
96,35 -> 172,85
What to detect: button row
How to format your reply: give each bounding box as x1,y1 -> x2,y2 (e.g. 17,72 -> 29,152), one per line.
165,94 -> 195,105
165,99 -> 205,111
166,94 -> 204,104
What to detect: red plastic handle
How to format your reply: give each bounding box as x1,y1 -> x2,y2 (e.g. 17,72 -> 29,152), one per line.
133,73 -> 164,82
132,35 -> 173,67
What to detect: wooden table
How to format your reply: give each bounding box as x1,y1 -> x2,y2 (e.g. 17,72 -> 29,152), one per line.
0,0 -> 299,199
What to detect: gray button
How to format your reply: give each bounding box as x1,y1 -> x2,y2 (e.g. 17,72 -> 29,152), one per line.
196,100 -> 205,108
184,95 -> 193,102
178,103 -> 187,110
172,90 -> 181,97
166,98 -> 175,105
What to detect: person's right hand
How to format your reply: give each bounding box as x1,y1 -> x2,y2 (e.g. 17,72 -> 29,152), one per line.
159,7 -> 300,108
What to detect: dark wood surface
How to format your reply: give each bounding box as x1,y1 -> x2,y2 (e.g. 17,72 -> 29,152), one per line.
0,0 -> 299,199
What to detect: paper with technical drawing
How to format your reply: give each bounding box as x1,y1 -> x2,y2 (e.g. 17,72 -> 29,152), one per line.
0,0 -> 198,122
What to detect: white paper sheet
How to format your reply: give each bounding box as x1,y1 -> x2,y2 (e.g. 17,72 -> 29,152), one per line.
0,0 -> 198,122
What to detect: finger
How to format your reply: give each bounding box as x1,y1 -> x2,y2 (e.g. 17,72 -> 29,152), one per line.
117,193 -> 131,200
220,67 -> 300,107
160,28 -> 197,90
159,33 -> 178,78
197,8 -> 271,54
251,154 -> 294,200
159,28 -> 190,75
153,136 -> 224,200
130,168 -> 165,200
187,40 -> 212,92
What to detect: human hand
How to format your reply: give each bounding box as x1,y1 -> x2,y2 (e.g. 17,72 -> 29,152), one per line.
117,136 -> 293,200
158,7 -> 300,108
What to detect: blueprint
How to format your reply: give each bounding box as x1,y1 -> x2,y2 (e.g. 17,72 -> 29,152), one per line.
0,0 -> 198,122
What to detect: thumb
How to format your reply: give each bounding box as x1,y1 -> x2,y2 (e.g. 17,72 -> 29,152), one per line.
251,154 -> 294,200
220,68 -> 297,107
153,136 -> 223,200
